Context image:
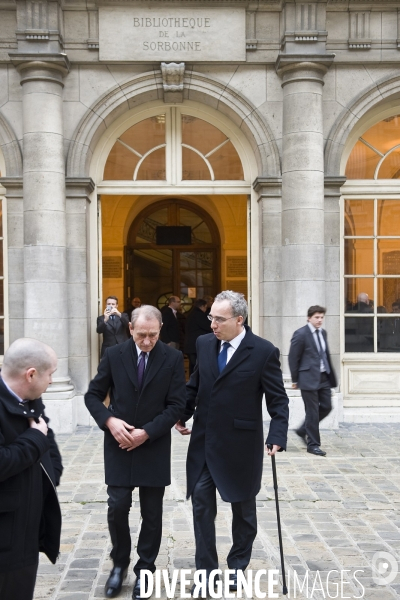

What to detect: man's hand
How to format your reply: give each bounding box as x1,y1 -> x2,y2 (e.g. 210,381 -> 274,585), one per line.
175,421 -> 191,435
266,444 -> 281,456
121,429 -> 149,451
110,308 -> 121,317
29,417 -> 48,436
104,308 -> 111,322
106,416 -> 135,446
292,383 -> 298,389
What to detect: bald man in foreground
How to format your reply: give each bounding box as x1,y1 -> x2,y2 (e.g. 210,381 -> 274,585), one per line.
0,338 -> 63,600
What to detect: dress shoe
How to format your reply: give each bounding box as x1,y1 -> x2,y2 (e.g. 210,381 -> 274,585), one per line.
295,429 -> 307,445
132,576 -> 150,600
104,566 -> 128,598
307,447 -> 326,456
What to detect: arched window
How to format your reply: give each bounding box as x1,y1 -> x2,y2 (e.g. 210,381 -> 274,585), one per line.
344,115 -> 400,353
126,199 -> 220,311
346,116 -> 400,179
103,109 -> 244,182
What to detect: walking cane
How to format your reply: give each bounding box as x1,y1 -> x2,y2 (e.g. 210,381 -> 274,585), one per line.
267,444 -> 288,595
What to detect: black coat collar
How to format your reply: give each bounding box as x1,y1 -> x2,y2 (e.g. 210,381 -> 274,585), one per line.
0,377 -> 44,419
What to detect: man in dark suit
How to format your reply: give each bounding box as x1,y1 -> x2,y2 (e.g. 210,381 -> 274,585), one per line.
176,291 -> 289,590
288,305 -> 337,457
160,296 -> 181,349
85,305 -> 186,600
0,338 -> 62,600
97,296 -> 130,358
184,299 -> 210,374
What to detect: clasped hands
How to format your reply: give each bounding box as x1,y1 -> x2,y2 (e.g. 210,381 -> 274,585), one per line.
106,416 -> 149,451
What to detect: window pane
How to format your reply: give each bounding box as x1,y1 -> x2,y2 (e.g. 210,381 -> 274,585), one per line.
345,140 -> 380,179
377,278 -> 400,312
378,149 -> 400,179
182,115 -> 227,156
180,252 -> 196,269
182,147 -> 211,180
136,148 -> 166,180
378,241 -> 400,275
344,278 -> 374,312
209,141 -> 244,180
197,251 -> 213,269
133,248 -> 172,306
197,270 -> 213,287
378,200 -> 400,236
345,200 -> 374,236
136,209 -> 168,244
344,239 -> 373,275
345,317 -> 374,352
362,115 -> 400,154
104,115 -> 165,180
182,115 -> 244,180
378,318 -> 400,352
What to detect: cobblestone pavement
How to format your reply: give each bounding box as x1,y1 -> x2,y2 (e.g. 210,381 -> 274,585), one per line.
33,424 -> 400,600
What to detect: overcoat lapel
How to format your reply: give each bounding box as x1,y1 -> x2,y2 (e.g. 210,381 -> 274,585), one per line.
305,325 -> 319,358
120,340 -> 138,388
207,335 -> 219,380
141,341 -> 167,392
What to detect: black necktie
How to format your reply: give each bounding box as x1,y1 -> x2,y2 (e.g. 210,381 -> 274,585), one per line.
137,351 -> 146,389
218,342 -> 231,373
315,329 -> 330,374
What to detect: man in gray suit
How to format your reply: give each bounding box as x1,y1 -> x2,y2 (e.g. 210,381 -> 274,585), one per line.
288,305 -> 337,456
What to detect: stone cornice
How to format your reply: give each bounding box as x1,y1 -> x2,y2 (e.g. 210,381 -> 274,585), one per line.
66,177 -> 95,198
276,53 -> 336,74
8,52 -> 70,75
253,176 -> 282,198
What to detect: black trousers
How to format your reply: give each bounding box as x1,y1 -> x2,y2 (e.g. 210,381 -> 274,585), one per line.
298,372 -> 332,449
0,561 -> 38,600
107,485 -> 165,576
191,464 -> 257,575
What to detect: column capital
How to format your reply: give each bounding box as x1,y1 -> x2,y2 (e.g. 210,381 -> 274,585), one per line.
275,53 -> 335,85
0,176 -> 23,198
253,176 -> 282,200
66,177 -> 95,200
8,52 -> 70,85
324,176 -> 346,198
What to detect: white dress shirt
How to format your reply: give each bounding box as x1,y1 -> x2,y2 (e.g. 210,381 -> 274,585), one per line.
307,322 -> 326,372
218,327 -> 246,364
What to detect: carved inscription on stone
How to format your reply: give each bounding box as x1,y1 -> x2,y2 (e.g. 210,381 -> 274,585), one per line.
99,7 -> 245,61
226,256 -> 247,278
103,257 -> 122,279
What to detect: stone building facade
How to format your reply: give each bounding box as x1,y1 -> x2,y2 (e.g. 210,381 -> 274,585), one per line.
0,0 -> 400,431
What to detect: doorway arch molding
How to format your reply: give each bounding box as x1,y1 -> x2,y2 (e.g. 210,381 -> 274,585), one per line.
325,73 -> 400,176
66,69 -> 280,179
0,111 -> 22,176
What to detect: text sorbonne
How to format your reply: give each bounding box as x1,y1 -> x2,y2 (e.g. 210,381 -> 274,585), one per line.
139,569 -> 366,599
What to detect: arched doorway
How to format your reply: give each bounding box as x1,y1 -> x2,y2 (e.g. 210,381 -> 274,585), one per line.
125,198 -> 220,311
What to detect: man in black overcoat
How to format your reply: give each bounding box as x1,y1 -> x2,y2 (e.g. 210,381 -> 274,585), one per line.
176,291 -> 289,590
85,305 -> 186,599
160,296 -> 181,349
184,299 -> 211,375
288,305 -> 337,456
97,295 -> 130,358
0,338 -> 62,600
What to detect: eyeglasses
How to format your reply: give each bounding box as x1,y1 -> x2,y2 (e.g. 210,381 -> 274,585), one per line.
207,315 -> 237,324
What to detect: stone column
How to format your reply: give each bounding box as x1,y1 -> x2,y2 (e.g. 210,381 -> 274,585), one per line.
253,177 -> 282,351
11,55 -> 73,395
277,55 -> 334,371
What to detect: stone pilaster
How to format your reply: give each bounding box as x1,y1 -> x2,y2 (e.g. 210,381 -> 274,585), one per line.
0,177 -> 24,344
10,53 -> 73,397
65,177 -> 94,403
253,177 -> 282,352
324,175 -> 346,385
276,54 -> 334,369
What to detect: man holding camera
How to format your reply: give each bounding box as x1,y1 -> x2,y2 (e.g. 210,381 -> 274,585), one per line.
97,296 -> 130,358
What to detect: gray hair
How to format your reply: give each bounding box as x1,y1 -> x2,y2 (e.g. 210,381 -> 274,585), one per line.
2,337 -> 56,377
131,305 -> 162,327
214,290 -> 248,321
